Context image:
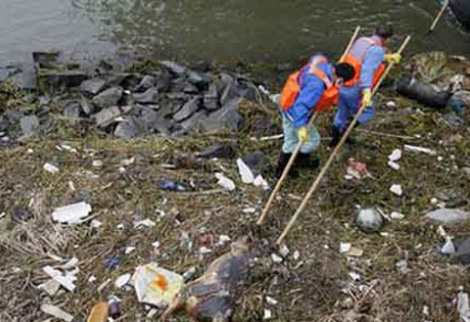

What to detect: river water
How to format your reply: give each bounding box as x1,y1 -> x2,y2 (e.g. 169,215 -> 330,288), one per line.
0,0 -> 469,66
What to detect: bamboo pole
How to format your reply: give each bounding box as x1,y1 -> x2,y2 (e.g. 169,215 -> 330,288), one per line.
429,0 -> 450,33
256,26 -> 361,226
276,36 -> 412,246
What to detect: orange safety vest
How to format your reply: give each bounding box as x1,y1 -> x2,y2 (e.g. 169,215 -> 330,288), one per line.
279,55 -> 339,113
342,37 -> 386,88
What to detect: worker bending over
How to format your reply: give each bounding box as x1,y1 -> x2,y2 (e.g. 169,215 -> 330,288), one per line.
330,25 -> 402,147
277,54 -> 355,177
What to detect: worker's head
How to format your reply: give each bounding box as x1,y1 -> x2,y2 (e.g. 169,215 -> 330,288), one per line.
333,63 -> 355,84
375,25 -> 394,43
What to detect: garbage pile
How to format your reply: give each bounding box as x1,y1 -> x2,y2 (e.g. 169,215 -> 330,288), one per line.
396,52 -> 470,120
0,52 -> 262,141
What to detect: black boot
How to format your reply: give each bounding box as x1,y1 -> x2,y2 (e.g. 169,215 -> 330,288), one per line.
297,153 -> 320,169
275,152 -> 298,178
330,125 -> 357,148
329,126 -> 342,148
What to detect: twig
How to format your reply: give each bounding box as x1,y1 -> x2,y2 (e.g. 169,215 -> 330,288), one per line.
355,129 -> 417,140
250,134 -> 284,142
183,189 -> 228,196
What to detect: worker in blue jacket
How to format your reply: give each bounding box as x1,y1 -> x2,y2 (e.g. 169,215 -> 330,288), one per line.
276,54 -> 355,177
330,25 -> 402,147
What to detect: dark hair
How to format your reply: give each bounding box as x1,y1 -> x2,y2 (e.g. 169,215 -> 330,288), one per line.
335,63 -> 355,82
375,25 -> 394,39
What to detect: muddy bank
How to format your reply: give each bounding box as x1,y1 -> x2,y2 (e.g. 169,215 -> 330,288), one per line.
1,51 -> 470,322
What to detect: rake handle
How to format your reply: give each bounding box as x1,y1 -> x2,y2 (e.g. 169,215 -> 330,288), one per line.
429,0 -> 450,33
256,26 -> 361,226
276,35 -> 412,246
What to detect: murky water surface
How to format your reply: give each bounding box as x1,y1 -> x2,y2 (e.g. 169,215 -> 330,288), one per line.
0,0 -> 469,65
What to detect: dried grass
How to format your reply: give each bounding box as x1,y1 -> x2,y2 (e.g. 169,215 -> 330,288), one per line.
0,91 -> 469,321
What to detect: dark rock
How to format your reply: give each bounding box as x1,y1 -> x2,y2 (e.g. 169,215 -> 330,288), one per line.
187,70 -> 211,86
114,116 -> 146,139
0,116 -> 7,132
92,86 -> 123,109
11,206 -> 32,222
40,70 -> 88,90
5,109 -> 24,123
174,97 -> 201,122
20,115 -> 40,137
107,73 -> 141,90
64,102 -> 82,119
198,144 -> 235,159
0,139 -> 19,150
138,106 -> 158,129
134,75 -> 156,93
145,111 -> 171,136
193,60 -> 213,72
396,78 -> 451,109
115,118 -> 138,139
160,61 -> 187,77
81,97 -> 94,115
166,92 -> 191,101
242,150 -> 266,176
21,94 -> 37,105
156,98 -> 183,118
39,95 -> 51,107
155,73 -> 172,92
80,78 -> 106,95
94,105 -> 133,128
171,129 -> 189,137
171,78 -> 199,94
135,103 -> 160,112
203,83 -> 219,111
218,73 -> 241,106
132,87 -> 159,104
451,238 -> 470,265
0,66 -> 20,81
198,98 -> 241,133
32,51 -> 59,68
180,110 -> 207,132
11,67 -> 37,91
183,83 -> 200,94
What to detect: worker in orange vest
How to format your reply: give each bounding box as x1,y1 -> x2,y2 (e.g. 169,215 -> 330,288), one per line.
330,25 -> 402,147
276,54 -> 355,177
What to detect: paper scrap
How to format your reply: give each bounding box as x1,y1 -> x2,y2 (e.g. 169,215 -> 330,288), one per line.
43,163 -> 59,174
115,273 -> 132,289
215,173 -> 236,191
52,202 -> 92,224
40,304 -> 74,322
237,158 -> 255,184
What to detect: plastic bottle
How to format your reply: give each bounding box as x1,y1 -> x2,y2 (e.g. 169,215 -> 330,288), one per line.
108,296 -> 121,319
86,302 -> 108,322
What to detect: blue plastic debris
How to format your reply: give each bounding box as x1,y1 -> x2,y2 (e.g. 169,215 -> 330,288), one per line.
105,256 -> 123,270
158,179 -> 187,192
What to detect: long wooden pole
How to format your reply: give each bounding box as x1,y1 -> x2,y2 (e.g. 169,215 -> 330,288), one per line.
429,0 -> 450,33
256,26 -> 361,226
276,36 -> 412,246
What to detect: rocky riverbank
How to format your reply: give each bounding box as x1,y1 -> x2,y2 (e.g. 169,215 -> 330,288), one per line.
0,52 -> 273,146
